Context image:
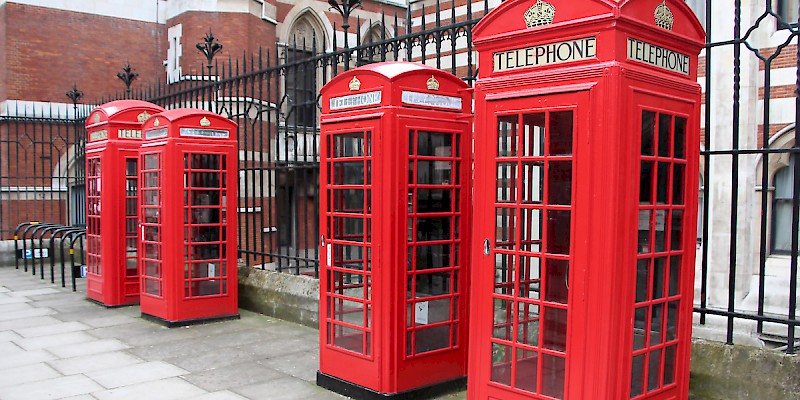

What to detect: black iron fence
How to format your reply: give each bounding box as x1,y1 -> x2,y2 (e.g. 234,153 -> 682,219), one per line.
0,0 -> 797,353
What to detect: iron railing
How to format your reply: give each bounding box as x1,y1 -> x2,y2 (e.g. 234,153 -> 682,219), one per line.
0,0 -> 797,353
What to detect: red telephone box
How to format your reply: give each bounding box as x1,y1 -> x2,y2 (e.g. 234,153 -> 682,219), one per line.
85,100 -> 165,307
138,109 -> 239,326
317,62 -> 473,398
468,1 -> 704,399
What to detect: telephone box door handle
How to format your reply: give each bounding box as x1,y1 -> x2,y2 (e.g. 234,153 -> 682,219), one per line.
483,239 -> 490,256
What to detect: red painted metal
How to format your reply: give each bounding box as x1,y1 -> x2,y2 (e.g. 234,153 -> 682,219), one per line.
468,1 -> 704,399
138,109 -> 239,325
318,62 -> 473,397
85,100 -> 165,307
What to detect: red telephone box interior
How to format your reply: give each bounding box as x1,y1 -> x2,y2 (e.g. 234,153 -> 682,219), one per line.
317,62 -> 473,399
139,109 -> 239,326
468,1 -> 704,399
84,100 -> 165,307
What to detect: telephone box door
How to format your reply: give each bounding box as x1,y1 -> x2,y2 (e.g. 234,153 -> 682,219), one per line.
319,119 -> 382,390
628,91 -> 697,400
472,91 -> 588,400
400,118 -> 471,385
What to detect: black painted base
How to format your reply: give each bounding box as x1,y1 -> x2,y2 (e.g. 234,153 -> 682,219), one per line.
140,312 -> 240,328
316,371 -> 466,400
86,297 -> 137,309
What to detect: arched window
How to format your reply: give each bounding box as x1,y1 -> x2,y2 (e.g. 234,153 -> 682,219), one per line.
286,13 -> 324,127
772,155 -> 798,254
359,24 -> 393,65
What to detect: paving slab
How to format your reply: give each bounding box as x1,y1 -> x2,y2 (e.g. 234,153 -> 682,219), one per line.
0,330 -> 22,342
181,361 -> 287,392
0,362 -> 63,388
0,306 -> 55,322
234,376 -> 349,400
258,350 -> 319,383
86,360 -> 188,389
0,301 -> 34,313
14,321 -> 90,338
13,330 -> 97,351
0,374 -> 103,400
0,349 -> 56,369
193,390 -> 250,400
7,287 -> 61,297
48,350 -> 144,375
48,338 -> 130,358
0,315 -> 62,331
82,314 -> 139,328
92,377 -> 207,400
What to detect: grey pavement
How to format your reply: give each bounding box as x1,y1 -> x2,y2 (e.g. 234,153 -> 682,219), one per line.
0,266 -> 467,400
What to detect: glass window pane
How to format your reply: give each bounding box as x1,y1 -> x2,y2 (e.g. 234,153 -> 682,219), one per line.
492,299 -> 513,340
663,345 -> 677,385
636,258 -> 650,303
657,162 -> 670,204
548,161 -> 572,205
674,117 -> 686,159
494,253 -> 516,296
648,348 -> 663,390
640,161 -> 654,204
497,163 -> 517,203
658,114 -> 672,157
631,353 -> 645,397
520,208 -> 542,253
417,189 -> 452,213
415,244 -> 450,269
491,343 -> 513,386
653,257 -> 666,300
417,131 -> 452,157
669,256 -> 681,296
414,324 -> 451,354
634,307 -> 647,350
542,306 -> 567,352
518,255 -> 541,300
522,113 -> 545,157
414,272 -> 451,297
549,111 -> 573,156
666,300 -> 679,342
334,132 -> 365,158
522,162 -> 544,204
516,302 -> 540,346
514,348 -> 538,393
496,208 -> 516,250
498,116 -> 518,157
333,324 -> 365,354
546,210 -> 570,254
545,259 -> 569,304
671,210 -> 684,250
541,354 -> 566,399
651,303 -> 664,345
641,111 -> 656,156
672,164 -> 685,205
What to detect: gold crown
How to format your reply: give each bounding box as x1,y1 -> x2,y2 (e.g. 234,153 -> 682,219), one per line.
654,1 -> 674,30
349,76 -> 361,91
153,118 -> 160,127
524,0 -> 556,28
137,111 -> 151,123
426,76 -> 440,91
200,117 -> 211,127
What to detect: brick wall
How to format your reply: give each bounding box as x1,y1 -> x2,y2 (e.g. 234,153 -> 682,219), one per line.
168,11 -> 277,77
0,5 -> 7,102
3,3 -> 165,102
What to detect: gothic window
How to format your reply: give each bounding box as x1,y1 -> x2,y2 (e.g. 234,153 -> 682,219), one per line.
286,15 -> 322,127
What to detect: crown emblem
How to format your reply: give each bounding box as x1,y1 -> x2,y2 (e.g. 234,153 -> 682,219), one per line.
654,1 -> 674,30
92,113 -> 100,123
200,117 -> 211,127
349,76 -> 361,91
524,0 -> 556,28
153,118 -> 160,127
426,76 -> 440,91
137,111 -> 151,123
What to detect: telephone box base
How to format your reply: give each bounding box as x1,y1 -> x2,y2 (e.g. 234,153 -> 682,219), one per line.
140,312 -> 240,328
316,371 -> 466,400
86,297 -> 137,309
